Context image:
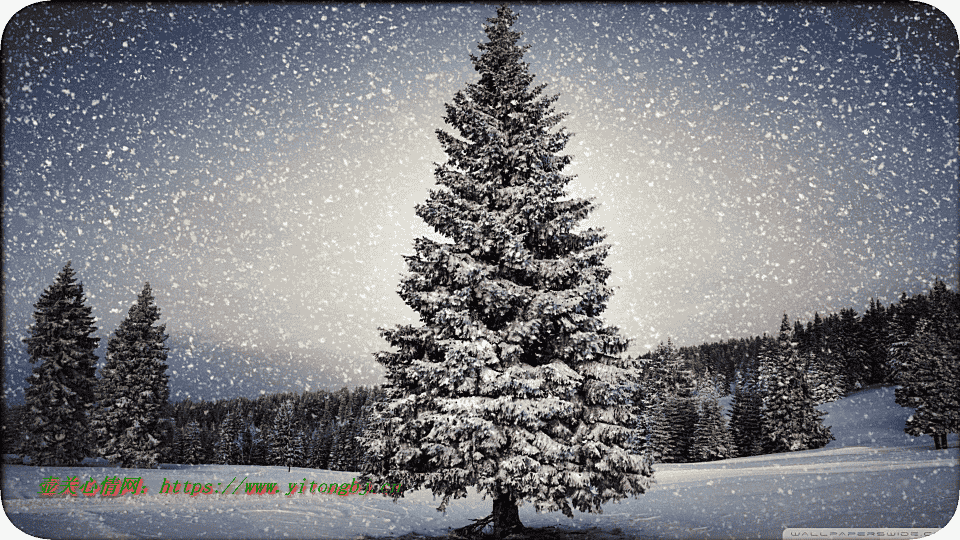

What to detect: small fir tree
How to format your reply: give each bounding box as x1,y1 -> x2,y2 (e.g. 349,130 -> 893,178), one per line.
22,262 -> 100,466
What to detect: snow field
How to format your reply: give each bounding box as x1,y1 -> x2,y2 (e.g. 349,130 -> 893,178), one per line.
2,386 -> 958,539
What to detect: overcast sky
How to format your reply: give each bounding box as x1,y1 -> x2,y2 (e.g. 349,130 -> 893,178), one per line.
3,2 -> 957,402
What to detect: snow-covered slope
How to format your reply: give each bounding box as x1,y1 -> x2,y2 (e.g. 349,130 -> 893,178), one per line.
818,385 -> 951,449
3,386 -> 957,539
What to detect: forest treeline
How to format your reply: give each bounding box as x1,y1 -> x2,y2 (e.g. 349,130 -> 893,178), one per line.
3,274 -> 956,467
636,278 -> 959,460
651,279 -> 957,398
5,383 -> 383,472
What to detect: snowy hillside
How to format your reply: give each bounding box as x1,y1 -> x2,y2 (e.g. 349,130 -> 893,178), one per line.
818,385 -> 955,450
2,385 -> 957,539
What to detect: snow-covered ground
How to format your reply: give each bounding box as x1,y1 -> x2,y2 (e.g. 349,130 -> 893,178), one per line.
3,386 -> 957,539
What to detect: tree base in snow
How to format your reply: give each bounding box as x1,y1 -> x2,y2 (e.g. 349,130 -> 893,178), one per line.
367,525 -> 629,539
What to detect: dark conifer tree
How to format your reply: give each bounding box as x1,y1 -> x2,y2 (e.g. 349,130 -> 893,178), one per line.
22,262 -> 100,466
639,339 -> 697,463
181,421 -> 203,465
760,315 -> 833,453
642,398 -> 670,464
363,6 -> 651,536
270,399 -> 301,471
249,425 -> 269,466
806,312 -> 845,405
661,381 -> 697,463
215,408 -> 244,465
315,420 -> 336,470
836,308 -> 868,391
895,280 -> 959,449
729,364 -> 764,457
91,283 -> 170,468
329,418 -> 352,471
692,379 -> 733,462
861,298 -> 890,385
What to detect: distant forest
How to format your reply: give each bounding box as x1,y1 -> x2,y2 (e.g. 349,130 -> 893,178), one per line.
645,279 -> 957,396
4,278 -> 956,467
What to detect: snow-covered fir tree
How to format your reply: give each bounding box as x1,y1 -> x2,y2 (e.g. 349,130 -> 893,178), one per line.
643,400 -> 671,464
215,408 -> 244,465
886,293 -> 918,386
289,432 -> 306,471
728,364 -> 764,458
270,399 -> 301,472
760,315 -> 833,453
361,6 -> 651,536
861,298 -> 890,385
691,378 -> 733,462
310,420 -> 335,470
804,312 -> 846,405
248,425 -> 269,466
91,283 -> 170,468
181,421 -> 203,465
327,419 -> 350,471
641,339 -> 697,463
895,281 -> 959,450
22,262 -> 100,466
660,381 -> 698,463
306,426 -> 324,469
663,397 -> 698,462
836,308 -> 869,392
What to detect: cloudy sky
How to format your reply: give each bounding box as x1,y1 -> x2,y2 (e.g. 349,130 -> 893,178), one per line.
3,2 -> 957,402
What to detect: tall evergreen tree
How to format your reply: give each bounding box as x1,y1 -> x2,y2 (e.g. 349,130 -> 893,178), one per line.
692,379 -> 733,462
806,312 -> 845,405
362,6 -> 651,537
91,283 -> 170,468
215,408 -> 244,465
181,421 -> 203,465
643,400 -> 671,464
328,418 -> 352,471
760,315 -> 833,453
22,262 -> 100,466
895,281 -> 959,449
660,371 -> 698,463
270,399 -> 301,471
248,424 -> 269,466
309,397 -> 336,469
836,308 -> 868,391
728,364 -> 764,457
861,298 -> 890,385
638,339 -> 698,463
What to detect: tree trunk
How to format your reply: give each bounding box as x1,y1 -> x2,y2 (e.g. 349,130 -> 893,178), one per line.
492,492 -> 523,539
935,433 -> 947,449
